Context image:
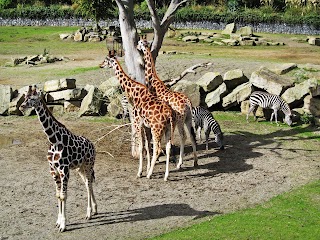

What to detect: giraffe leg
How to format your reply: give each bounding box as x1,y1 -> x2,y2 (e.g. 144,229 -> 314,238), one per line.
177,122 -> 186,170
57,171 -> 69,232
164,130 -> 172,181
78,167 -> 96,220
185,114 -> 198,167
56,199 -> 62,229
51,172 -> 63,229
137,124 -> 144,178
89,169 -> 97,216
147,135 -> 161,179
145,128 -> 152,173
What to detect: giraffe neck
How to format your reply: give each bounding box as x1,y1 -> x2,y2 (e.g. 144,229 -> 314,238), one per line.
34,99 -> 68,144
143,47 -> 169,96
112,59 -> 147,107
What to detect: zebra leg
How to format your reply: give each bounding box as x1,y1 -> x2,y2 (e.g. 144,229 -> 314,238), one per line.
274,109 -> 279,125
196,126 -> 202,143
205,129 -> 210,151
247,105 -> 257,122
185,113 -> 198,167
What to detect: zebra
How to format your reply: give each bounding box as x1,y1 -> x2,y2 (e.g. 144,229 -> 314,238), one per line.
246,91 -> 292,126
192,106 -> 224,150
120,95 -> 130,121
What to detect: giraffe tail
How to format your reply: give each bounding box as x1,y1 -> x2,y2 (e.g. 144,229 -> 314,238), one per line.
170,111 -> 175,145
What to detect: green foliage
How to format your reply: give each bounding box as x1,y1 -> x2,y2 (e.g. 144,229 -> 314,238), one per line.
0,5 -> 75,19
73,0 -> 115,22
151,180 -> 320,240
300,113 -> 315,125
0,0 -> 13,9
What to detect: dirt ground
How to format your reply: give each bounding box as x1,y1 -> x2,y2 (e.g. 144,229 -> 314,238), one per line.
1,113 -> 319,240
0,36 -> 320,240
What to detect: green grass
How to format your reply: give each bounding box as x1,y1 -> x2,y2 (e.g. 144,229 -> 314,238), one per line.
0,26 -> 105,56
54,66 -> 100,77
151,180 -> 320,240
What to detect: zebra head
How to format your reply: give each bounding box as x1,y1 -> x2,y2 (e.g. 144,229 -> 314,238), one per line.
216,132 -> 224,150
284,114 -> 293,126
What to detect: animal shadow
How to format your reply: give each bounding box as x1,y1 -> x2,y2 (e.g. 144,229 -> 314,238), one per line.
66,203 -> 219,231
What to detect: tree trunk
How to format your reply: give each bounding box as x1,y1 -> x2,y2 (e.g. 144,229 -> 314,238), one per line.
114,0 -> 190,158
115,0 -> 145,84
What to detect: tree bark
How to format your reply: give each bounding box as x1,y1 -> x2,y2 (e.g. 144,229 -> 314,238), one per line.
115,0 -> 145,83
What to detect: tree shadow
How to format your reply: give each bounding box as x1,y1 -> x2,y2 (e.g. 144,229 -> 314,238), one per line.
66,203 -> 219,232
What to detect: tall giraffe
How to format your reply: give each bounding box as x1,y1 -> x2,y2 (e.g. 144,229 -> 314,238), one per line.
100,52 -> 175,181
137,39 -> 198,169
19,86 -> 97,232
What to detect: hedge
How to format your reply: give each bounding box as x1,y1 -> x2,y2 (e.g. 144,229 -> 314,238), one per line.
0,5 -> 319,29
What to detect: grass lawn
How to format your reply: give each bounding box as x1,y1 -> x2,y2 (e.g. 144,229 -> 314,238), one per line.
151,180 -> 320,240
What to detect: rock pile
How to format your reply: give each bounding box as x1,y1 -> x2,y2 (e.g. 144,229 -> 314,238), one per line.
1,63 -> 319,125
307,36 -> 320,46
170,62 -> 320,125
12,52 -> 64,66
179,23 -> 286,46
59,25 -> 121,42
0,79 -> 105,117
179,23 -> 320,47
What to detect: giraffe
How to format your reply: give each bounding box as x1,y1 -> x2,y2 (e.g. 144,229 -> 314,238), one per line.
137,39 -> 198,169
19,86 -> 97,232
100,51 -> 175,181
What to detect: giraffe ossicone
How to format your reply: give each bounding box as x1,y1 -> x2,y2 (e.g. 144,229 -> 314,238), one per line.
19,85 -> 97,232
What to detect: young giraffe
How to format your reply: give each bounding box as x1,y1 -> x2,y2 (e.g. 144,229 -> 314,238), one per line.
137,39 -> 198,169
19,86 -> 97,232
100,52 -> 175,181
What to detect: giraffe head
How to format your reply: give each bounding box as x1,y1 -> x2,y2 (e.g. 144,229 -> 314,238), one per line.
99,50 -> 117,69
137,39 -> 149,53
19,85 -> 42,113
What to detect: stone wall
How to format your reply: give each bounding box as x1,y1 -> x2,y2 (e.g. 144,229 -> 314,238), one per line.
1,18 -> 320,35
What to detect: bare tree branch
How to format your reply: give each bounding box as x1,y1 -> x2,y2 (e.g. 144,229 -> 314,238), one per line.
114,0 -> 125,12
97,151 -> 115,158
161,0 -> 188,29
146,0 -> 161,31
164,62 -> 213,86
148,0 -> 189,60
94,123 -> 131,144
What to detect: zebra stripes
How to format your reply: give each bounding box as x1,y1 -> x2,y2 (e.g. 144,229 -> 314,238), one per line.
121,95 -> 130,121
247,91 -> 292,126
192,106 -> 224,150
